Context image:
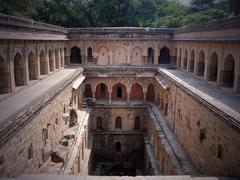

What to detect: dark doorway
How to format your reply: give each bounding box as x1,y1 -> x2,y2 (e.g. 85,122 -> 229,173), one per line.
115,142 -> 121,152
70,46 -> 82,64
159,47 -> 170,64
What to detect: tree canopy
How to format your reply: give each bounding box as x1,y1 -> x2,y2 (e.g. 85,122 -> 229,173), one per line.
0,0 -> 236,28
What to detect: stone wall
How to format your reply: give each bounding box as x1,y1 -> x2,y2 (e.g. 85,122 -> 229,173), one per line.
157,73 -> 240,177
0,80 -> 73,177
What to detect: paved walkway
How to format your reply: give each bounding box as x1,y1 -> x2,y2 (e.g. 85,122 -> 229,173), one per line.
159,68 -> 240,123
0,67 -> 82,123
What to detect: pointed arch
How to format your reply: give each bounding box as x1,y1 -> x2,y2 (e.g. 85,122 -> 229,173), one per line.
221,54 -> 235,88
208,52 -> 218,81
84,84 -> 93,98
55,49 -> 60,69
112,83 -> 127,100
197,50 -> 205,77
159,47 -> 170,64
115,116 -> 122,129
87,47 -> 93,62
183,49 -> 188,69
113,47 -> 127,65
14,53 -> 26,86
146,83 -> 155,102
0,56 -> 9,93
189,50 -> 195,73
49,49 -> 54,72
98,46 -> 108,65
40,50 -> 48,75
130,83 -> 144,101
131,46 -> 142,65
95,82 -> 109,100
147,47 -> 154,64
28,51 -> 37,80
70,46 -> 82,64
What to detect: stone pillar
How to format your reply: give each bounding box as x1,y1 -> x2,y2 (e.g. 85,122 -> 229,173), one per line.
109,50 -> 113,65
9,55 -> 16,92
52,49 -> 56,72
143,92 -> 147,104
108,90 -> 112,105
36,50 -> 41,78
154,46 -> 159,65
204,48 -> 209,80
127,93 -> 130,104
187,47 -> 191,72
25,52 -> 30,85
93,87 -> 96,103
45,51 -> 50,75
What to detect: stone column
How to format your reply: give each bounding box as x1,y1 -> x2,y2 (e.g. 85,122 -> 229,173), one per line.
45,50 -> 50,75
154,46 -> 159,65
9,55 -> 16,92
25,52 -> 30,85
108,90 -> 112,105
52,49 -> 56,71
127,93 -> 130,104
109,50 -> 113,65
36,50 -> 41,79
143,92 -> 147,104
93,87 -> 96,103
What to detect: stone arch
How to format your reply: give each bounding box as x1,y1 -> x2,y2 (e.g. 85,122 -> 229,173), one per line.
49,49 -> 54,72
84,84 -> 93,98
96,116 -> 102,130
112,83 -> 127,100
60,48 -> 64,67
98,46 -> 108,65
55,49 -> 60,69
28,51 -> 37,80
69,109 -> 78,127
134,116 -> 140,129
70,46 -> 82,64
14,53 -> 26,86
113,47 -> 127,65
159,47 -> 170,64
147,47 -> 154,64
131,46 -> 142,65
115,141 -> 121,152
87,47 -> 93,62
40,50 -> 48,75
221,54 -> 235,88
183,49 -> 188,69
197,50 -> 205,77
189,50 -> 195,73
146,83 -> 155,102
95,82 -> 109,100
130,83 -> 144,101
178,48 -> 182,68
115,116 -> 122,129
0,56 -> 9,93
208,52 -> 218,81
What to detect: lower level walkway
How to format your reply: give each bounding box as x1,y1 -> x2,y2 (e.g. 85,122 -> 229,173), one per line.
159,68 -> 240,126
0,67 -> 83,143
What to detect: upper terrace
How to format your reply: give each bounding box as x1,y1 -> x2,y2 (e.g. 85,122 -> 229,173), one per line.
0,12 -> 239,41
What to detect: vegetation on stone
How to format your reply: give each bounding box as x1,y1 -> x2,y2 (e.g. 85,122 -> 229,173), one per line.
0,0 -> 235,27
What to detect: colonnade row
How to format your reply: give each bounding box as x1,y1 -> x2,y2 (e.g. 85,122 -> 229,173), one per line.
0,45 -> 65,94
175,43 -> 240,92
69,45 -> 172,65
82,82 -> 155,104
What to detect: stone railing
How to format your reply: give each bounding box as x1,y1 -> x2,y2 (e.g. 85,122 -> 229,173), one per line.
0,13 -> 67,33
68,27 -> 174,34
175,16 -> 240,33
68,27 -> 175,40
